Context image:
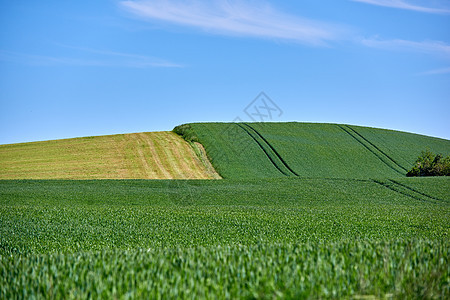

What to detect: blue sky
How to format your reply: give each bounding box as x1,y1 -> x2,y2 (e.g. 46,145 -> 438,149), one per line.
1,0 -> 449,144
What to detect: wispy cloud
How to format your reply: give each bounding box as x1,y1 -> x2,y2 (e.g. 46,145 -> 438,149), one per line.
351,0 -> 450,14
361,37 -> 450,58
119,0 -> 449,61
418,66 -> 450,75
119,0 -> 348,46
0,47 -> 182,68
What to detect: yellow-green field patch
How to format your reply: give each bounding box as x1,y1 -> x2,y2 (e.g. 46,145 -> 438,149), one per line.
0,132 -> 220,179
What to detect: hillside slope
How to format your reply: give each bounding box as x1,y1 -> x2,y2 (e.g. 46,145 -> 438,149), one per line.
0,132 -> 220,179
175,122 -> 450,179
2,122 -> 448,180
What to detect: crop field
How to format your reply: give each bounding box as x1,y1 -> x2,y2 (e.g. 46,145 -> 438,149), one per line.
0,131 -> 219,179
1,122 -> 449,298
177,123 -> 450,179
346,125 -> 450,169
174,123 -> 287,179
1,178 -> 449,298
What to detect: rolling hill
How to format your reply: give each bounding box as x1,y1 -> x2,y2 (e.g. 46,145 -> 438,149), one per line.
175,122 -> 450,179
1,122 -> 449,180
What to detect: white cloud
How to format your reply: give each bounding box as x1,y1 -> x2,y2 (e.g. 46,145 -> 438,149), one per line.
119,0 -> 348,46
351,0 -> 450,14
361,38 -> 450,58
118,1 -> 450,60
0,48 -> 182,68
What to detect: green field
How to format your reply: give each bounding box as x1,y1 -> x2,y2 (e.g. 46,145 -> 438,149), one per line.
1,178 -> 449,298
176,123 -> 450,179
1,122 -> 450,298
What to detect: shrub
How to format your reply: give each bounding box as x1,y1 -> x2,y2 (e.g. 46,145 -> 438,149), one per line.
173,124 -> 199,143
407,150 -> 450,177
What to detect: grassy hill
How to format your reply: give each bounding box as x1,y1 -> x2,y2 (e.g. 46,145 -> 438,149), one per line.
175,122 -> 450,179
0,132 -> 219,179
2,122 -> 448,180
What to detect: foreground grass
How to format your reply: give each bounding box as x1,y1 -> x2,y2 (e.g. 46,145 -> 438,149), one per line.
2,240 -> 448,299
1,178 -> 449,298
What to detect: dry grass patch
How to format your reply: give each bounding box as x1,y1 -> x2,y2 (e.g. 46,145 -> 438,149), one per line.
0,132 -> 220,179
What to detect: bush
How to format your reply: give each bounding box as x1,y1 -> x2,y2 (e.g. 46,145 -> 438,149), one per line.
173,124 -> 199,143
407,150 -> 450,177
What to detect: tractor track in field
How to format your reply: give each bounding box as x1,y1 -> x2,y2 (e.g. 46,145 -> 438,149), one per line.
388,179 -> 448,203
338,125 -> 406,176
237,123 -> 298,177
372,179 -> 443,204
346,125 -> 408,172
